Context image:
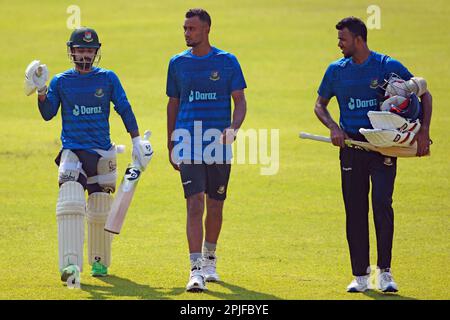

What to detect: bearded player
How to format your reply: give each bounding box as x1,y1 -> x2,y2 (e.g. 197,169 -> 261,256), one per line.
24,27 -> 152,283
166,9 -> 247,292
314,17 -> 432,293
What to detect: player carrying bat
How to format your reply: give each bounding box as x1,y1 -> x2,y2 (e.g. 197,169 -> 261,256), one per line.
313,17 -> 432,293
24,27 -> 152,283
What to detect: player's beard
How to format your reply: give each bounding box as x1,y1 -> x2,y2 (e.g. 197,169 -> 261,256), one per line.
74,55 -> 94,71
342,48 -> 354,59
186,39 -> 199,47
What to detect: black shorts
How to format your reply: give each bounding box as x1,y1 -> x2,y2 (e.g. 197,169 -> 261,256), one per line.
179,163 -> 231,200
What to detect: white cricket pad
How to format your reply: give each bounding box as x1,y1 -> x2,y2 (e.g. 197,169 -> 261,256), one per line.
368,111 -> 421,133
359,128 -> 415,147
58,150 -> 86,184
87,192 -> 113,267
87,145 -> 119,193
56,181 -> 86,272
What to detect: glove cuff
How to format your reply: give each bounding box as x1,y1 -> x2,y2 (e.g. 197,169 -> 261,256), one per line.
132,136 -> 141,145
37,85 -> 48,95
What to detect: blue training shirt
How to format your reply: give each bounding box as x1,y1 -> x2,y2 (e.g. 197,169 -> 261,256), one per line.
166,47 -> 247,162
318,51 -> 413,137
38,67 -> 138,150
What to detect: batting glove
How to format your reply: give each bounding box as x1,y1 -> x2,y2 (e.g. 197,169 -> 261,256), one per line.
132,131 -> 153,170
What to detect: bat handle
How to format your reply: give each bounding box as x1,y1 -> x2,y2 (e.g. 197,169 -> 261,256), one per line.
116,144 -> 126,154
299,132 -> 332,143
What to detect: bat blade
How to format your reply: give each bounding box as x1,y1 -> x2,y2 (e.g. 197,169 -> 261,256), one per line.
299,132 -> 426,158
104,165 -> 142,234
345,140 -> 420,157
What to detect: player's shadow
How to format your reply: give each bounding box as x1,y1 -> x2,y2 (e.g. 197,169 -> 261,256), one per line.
167,281 -> 282,300
362,289 -> 418,300
81,275 -> 170,300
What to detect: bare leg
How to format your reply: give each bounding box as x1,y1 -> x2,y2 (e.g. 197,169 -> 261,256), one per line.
186,192 -> 205,253
205,197 -> 224,245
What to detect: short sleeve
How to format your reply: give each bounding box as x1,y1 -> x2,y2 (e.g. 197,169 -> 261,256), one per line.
229,55 -> 247,92
384,57 -> 414,81
317,65 -> 335,99
166,59 -> 180,98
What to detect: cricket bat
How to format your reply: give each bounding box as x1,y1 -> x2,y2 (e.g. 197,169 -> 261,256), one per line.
104,131 -> 151,234
299,132 -> 428,158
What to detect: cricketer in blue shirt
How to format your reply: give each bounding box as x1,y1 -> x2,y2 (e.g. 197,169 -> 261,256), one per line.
38,67 -> 138,151
30,27 -> 151,282
314,17 -> 433,290
166,46 -> 247,163
318,51 -> 413,139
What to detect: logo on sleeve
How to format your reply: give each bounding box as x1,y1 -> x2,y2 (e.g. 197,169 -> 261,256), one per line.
209,71 -> 220,81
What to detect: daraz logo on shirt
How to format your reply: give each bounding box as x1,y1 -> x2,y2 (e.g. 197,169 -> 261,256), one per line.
72,104 -> 103,116
188,90 -> 217,103
347,98 -> 378,110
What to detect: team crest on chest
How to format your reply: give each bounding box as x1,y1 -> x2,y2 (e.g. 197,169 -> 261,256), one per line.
95,88 -> 104,98
83,31 -> 93,43
370,78 -> 379,89
209,71 -> 220,81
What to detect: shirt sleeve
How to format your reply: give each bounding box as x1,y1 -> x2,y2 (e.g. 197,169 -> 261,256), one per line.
229,55 -> 247,92
108,71 -> 138,133
166,59 -> 180,98
38,76 -> 60,121
384,57 -> 414,81
317,65 -> 335,99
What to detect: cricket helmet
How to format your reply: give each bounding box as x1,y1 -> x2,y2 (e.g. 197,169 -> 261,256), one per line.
67,27 -> 101,70
67,27 -> 101,49
380,93 -> 422,121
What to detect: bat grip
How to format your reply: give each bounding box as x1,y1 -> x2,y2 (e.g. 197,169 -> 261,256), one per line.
299,132 -> 332,143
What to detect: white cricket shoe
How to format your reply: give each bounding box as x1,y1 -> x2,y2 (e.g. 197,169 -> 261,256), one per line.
186,260 -> 207,293
377,269 -> 398,293
202,254 -> 220,282
347,274 -> 371,292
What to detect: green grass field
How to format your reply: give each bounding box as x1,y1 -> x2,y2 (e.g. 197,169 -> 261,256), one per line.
0,0 -> 449,300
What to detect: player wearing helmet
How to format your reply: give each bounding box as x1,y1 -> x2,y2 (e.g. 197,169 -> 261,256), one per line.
24,27 -> 153,285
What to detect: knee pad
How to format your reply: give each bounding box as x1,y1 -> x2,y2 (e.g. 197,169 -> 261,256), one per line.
56,181 -> 86,272
87,146 -> 118,193
58,150 -> 87,184
87,192 -> 113,267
